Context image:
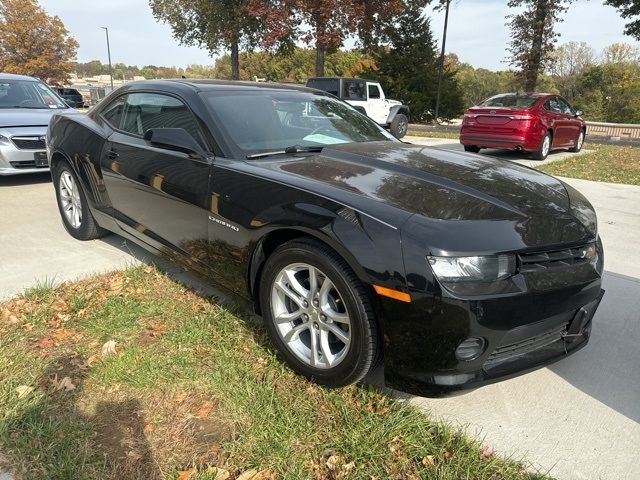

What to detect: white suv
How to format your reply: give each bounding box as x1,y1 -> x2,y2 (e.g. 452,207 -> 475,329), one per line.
306,77 -> 410,139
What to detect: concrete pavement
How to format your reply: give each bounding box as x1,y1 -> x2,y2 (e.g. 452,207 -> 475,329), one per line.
1,152 -> 639,479
0,173 -> 150,300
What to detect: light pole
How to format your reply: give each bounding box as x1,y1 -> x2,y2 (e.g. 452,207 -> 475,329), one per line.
100,27 -> 114,90
434,0 -> 451,124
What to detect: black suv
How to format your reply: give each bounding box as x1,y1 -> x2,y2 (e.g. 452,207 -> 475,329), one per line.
55,88 -> 84,108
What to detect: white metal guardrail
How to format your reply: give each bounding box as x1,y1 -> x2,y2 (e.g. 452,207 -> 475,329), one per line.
586,121 -> 640,140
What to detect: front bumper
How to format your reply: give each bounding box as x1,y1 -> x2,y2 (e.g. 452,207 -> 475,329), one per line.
379,240 -> 605,397
0,128 -> 49,176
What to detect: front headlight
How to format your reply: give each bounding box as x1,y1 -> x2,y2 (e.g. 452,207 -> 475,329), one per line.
427,254 -> 516,283
0,134 -> 10,144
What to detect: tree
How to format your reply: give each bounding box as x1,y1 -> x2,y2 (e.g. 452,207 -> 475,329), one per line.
250,0 -> 423,77
364,3 -> 463,121
506,0 -> 573,92
602,42 -> 640,63
149,0 -> 260,80
605,0 -> 640,40
0,0 -> 78,85
549,41 -> 595,101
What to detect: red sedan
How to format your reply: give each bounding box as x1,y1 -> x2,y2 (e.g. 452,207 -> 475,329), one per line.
460,93 -> 586,160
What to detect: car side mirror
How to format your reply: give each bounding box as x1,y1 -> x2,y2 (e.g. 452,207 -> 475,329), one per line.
575,110 -> 583,117
143,128 -> 208,160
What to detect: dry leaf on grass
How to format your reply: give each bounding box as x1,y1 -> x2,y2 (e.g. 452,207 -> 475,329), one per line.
101,340 -> 117,357
211,467 -> 230,480
421,455 -> 435,467
51,375 -> 76,392
195,401 -> 213,419
237,470 -> 260,480
177,467 -> 196,480
15,385 -> 34,399
480,444 -> 495,458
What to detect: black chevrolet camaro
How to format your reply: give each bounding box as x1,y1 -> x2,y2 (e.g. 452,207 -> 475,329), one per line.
47,80 -> 604,396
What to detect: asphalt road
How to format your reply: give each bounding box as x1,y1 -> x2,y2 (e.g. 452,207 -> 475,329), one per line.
1,148 -> 639,479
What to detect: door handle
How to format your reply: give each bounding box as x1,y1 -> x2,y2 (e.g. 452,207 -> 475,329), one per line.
107,148 -> 119,160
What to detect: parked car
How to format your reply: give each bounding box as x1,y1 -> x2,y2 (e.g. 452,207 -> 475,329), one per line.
0,73 -> 75,176
460,93 -> 586,160
54,87 -> 84,108
306,77 -> 410,139
47,80 -> 604,396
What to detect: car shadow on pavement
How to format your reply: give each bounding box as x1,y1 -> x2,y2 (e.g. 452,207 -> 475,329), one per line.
0,172 -> 51,187
548,270 -> 640,424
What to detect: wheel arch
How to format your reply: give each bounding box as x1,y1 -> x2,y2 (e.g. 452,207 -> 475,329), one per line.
386,105 -> 410,124
248,227 -> 376,316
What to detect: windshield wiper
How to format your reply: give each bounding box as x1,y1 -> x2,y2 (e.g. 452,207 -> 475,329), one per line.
246,145 -> 324,159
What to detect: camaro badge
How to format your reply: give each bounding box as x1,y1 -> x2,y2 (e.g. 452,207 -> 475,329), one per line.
208,215 -> 239,232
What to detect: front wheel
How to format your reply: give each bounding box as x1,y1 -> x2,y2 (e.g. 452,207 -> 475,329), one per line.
390,114 -> 408,139
53,161 -> 106,240
259,238 -> 379,387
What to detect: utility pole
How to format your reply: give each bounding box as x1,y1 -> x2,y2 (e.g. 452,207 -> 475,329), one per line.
434,0 -> 451,124
100,27 -> 114,90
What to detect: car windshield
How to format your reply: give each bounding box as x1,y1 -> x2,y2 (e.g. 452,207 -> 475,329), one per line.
480,95 -> 538,109
0,79 -> 67,109
201,89 -> 395,157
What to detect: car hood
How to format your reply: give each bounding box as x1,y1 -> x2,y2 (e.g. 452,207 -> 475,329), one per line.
0,108 -> 72,128
250,141 -> 596,250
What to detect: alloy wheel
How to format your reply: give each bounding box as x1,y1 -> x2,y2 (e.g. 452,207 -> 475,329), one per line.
59,170 -> 82,229
270,262 -> 351,369
542,135 -> 551,157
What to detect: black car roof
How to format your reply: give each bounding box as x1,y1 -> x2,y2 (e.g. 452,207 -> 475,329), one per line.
126,79 -> 319,94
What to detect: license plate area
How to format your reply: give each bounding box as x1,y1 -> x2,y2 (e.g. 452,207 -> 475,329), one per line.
34,152 -> 48,167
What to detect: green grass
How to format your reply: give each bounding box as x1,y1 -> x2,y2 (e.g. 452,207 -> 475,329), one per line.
538,143 -> 640,186
0,267 -> 552,480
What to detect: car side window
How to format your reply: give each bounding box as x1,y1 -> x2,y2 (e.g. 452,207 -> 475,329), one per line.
100,96 -> 126,129
544,97 -> 562,114
121,92 -> 205,148
343,81 -> 366,101
558,98 -> 574,115
368,84 -> 381,99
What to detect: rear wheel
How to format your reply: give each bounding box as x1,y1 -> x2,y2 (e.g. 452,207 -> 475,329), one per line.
464,145 -> 481,153
390,114 -> 408,139
569,130 -> 585,153
259,238 -> 379,387
53,161 -> 106,240
532,132 -> 552,160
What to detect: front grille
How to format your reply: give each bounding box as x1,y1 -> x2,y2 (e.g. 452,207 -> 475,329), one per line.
518,244 -> 594,273
11,137 -> 46,150
486,323 -> 568,364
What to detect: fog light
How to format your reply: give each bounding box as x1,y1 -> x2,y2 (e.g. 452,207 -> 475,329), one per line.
455,337 -> 486,361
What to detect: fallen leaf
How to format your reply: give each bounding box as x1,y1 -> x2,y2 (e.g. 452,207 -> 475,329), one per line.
143,423 -> 154,434
51,375 -> 76,392
421,455 -> 435,467
177,468 -> 196,480
213,468 -> 230,480
101,340 -> 117,357
480,444 -> 495,458
15,385 -> 34,399
326,455 -> 339,471
195,401 -> 213,419
237,470 -> 258,480
342,461 -> 355,473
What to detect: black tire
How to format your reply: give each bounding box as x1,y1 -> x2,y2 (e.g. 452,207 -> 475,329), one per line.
52,160 -> 106,240
532,132 -> 552,160
259,238 -> 380,387
464,145 -> 480,153
569,130 -> 585,153
389,113 -> 408,139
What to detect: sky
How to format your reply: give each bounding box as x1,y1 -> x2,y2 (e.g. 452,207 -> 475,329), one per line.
39,0 -> 638,71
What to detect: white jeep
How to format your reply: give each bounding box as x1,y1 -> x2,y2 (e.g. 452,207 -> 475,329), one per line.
306,77 -> 410,139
